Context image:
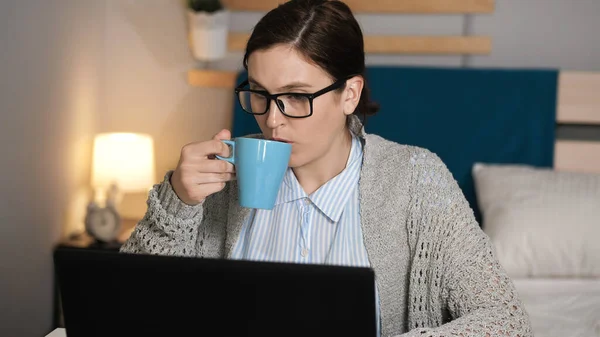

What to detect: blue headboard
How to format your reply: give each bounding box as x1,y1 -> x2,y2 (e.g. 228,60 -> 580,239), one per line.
231,66 -> 559,224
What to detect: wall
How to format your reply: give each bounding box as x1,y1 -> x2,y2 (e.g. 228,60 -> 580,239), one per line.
469,0 -> 600,70
98,0 -> 234,218
0,1 -> 104,336
227,0 -> 600,71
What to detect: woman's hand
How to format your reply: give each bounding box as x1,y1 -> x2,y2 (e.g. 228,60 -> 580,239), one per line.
170,129 -> 235,205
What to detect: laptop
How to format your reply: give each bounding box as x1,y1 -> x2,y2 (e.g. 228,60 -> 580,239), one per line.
54,249 -> 377,337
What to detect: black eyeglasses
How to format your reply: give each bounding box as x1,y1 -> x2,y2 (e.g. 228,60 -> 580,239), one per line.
234,77 -> 351,118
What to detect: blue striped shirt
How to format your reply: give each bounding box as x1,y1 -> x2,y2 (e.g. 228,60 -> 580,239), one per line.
231,134 -> 380,336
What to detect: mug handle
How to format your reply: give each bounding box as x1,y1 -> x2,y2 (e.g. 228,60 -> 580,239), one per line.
215,140 -> 235,165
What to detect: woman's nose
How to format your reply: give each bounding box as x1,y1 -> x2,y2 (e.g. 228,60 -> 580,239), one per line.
265,99 -> 285,129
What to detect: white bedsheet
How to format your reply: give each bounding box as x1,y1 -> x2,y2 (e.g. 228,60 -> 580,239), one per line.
512,278 -> 600,337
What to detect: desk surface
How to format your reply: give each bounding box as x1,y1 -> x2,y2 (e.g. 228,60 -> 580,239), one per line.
46,328 -> 65,337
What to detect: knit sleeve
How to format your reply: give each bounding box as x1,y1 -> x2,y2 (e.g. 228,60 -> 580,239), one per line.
119,171 -> 226,257
401,149 -> 533,337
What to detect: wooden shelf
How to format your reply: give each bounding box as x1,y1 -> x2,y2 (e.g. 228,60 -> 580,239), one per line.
187,69 -> 239,88
364,35 -> 492,55
222,0 -> 495,13
229,33 -> 492,55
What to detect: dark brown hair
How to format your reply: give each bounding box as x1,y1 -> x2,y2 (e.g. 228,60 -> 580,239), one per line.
243,0 -> 379,120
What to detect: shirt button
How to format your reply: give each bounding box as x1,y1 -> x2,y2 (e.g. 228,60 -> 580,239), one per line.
301,248 -> 309,257
304,198 -> 310,205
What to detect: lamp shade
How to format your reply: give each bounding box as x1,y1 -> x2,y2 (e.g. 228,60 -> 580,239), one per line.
91,133 -> 155,192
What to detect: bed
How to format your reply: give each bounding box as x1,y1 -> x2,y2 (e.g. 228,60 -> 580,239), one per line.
230,67 -> 600,337
473,155 -> 600,337
469,71 -> 600,337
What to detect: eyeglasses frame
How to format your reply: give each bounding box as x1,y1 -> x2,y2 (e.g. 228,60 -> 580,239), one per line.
234,76 -> 354,118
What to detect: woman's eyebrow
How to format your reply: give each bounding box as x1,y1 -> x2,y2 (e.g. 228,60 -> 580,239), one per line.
248,76 -> 265,89
248,76 -> 312,91
278,82 -> 312,91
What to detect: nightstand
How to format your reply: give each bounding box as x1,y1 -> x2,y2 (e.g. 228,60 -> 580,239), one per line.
52,219 -> 138,329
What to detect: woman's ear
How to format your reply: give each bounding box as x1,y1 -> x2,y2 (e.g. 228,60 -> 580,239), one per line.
343,76 -> 364,115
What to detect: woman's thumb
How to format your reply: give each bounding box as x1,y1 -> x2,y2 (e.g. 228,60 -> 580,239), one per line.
213,129 -> 231,141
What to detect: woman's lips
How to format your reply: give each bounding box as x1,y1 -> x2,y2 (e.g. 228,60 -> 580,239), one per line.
271,137 -> 292,144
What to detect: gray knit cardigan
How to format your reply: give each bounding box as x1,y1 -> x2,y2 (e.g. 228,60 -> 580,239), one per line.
121,119 -> 532,337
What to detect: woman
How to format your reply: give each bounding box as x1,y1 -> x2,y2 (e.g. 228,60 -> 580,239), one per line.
121,0 -> 532,336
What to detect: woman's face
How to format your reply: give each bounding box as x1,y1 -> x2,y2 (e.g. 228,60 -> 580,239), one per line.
247,45 -> 362,169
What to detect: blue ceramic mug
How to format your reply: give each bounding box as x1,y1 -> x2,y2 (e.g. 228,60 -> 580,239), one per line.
216,137 -> 292,210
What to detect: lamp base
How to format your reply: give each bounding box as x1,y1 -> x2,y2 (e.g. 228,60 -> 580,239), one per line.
65,231 -> 122,250
90,238 -> 122,250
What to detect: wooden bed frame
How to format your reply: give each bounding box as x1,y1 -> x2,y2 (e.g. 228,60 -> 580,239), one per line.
555,72 -> 600,174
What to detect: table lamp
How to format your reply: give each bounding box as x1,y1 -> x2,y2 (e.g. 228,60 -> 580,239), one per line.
85,133 -> 155,243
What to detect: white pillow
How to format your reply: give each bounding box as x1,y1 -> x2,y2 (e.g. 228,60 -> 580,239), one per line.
472,163 -> 600,278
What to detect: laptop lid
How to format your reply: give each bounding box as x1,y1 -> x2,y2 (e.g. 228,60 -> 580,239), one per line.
54,249 -> 377,337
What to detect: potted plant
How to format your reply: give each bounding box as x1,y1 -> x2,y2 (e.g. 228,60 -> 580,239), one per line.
187,0 -> 230,62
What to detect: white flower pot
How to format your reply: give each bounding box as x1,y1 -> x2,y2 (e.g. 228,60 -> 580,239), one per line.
188,9 -> 230,62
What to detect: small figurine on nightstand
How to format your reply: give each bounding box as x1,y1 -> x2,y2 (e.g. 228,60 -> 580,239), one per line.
84,183 -> 122,245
